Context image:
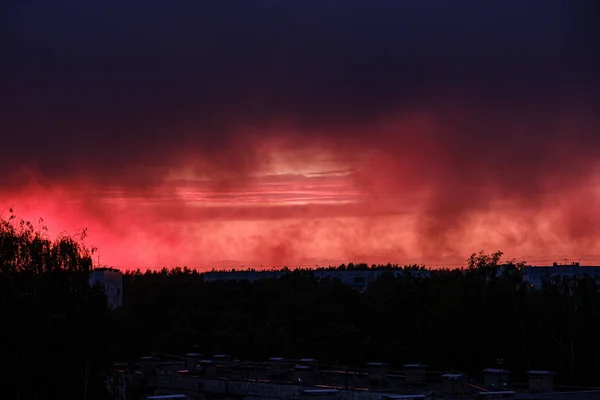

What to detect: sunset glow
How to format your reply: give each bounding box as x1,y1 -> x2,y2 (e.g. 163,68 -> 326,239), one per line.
5,113 -> 600,270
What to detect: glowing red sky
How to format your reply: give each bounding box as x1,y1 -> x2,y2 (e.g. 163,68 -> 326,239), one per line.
4,109 -> 600,270
2,2 -> 599,270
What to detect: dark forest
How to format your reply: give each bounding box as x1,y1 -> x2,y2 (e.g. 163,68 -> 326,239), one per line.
2,214 -> 600,399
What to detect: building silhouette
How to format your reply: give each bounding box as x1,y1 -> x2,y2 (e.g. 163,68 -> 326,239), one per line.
89,268 -> 123,309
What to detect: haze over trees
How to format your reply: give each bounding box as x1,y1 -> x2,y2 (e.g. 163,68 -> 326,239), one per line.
3,212 -> 600,400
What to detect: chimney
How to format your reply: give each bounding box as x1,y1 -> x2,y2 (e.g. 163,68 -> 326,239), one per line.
527,370 -> 555,393
268,357 -> 288,379
441,373 -> 468,398
403,364 -> 427,384
366,362 -> 389,385
199,359 -> 217,377
483,368 -> 509,389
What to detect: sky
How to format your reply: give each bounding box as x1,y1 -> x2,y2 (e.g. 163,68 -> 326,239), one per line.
1,1 -> 600,269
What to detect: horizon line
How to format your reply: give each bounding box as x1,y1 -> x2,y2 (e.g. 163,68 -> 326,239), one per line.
102,259 -> 600,272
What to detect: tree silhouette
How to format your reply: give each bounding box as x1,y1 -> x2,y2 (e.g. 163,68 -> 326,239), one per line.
0,211 -> 111,399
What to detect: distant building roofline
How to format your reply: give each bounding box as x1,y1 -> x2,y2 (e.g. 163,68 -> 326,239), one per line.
477,391 -> 515,396
483,368 -> 510,374
526,370 -> 555,376
442,373 -> 467,379
92,267 -> 122,272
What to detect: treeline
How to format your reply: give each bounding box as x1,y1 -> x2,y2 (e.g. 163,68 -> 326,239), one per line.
197,263 -> 428,273
116,252 -> 600,386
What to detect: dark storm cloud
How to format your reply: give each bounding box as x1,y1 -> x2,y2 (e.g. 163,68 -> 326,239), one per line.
1,0 -> 598,186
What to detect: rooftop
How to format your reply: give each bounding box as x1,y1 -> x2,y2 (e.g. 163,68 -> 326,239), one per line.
114,355 -> 600,400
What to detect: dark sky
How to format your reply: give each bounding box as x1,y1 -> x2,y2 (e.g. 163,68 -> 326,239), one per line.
2,0 -> 598,183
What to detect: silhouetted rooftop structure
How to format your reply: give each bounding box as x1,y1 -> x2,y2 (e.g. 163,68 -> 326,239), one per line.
111,353 -> 600,400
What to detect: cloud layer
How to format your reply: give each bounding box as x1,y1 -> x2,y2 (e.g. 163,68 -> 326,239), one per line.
1,1 -> 599,268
